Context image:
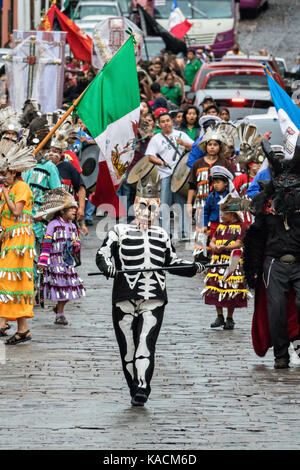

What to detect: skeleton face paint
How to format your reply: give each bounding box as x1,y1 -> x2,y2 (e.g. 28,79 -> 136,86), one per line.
134,196 -> 160,229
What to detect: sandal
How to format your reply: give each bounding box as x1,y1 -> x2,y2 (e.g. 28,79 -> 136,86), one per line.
5,330 -> 31,345
0,328 -> 8,337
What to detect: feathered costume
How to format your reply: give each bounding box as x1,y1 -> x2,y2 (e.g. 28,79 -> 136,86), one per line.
37,188 -> 85,302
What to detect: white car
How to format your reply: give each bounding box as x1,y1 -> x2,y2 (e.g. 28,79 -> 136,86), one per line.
73,0 -> 129,17
74,0 -> 123,32
237,107 -> 284,147
195,88 -> 273,121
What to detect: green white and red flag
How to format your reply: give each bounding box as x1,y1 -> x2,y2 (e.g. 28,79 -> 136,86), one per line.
76,36 -> 140,216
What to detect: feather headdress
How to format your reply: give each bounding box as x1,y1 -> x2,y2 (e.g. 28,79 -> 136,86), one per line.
50,130 -> 68,151
50,119 -> 82,150
236,122 -> 264,164
0,137 -> 16,156
0,141 -> 36,172
1,114 -> 22,135
34,188 -> 78,220
219,192 -> 251,221
217,122 -> 238,147
198,124 -> 228,153
0,106 -> 16,126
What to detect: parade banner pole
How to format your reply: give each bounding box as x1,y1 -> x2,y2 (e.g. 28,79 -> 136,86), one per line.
33,88 -> 87,155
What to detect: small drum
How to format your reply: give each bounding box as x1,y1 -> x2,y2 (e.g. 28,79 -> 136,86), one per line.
127,155 -> 158,186
171,152 -> 190,199
78,144 -> 99,192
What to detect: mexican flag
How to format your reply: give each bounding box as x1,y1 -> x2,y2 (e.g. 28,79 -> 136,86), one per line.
76,36 -> 140,216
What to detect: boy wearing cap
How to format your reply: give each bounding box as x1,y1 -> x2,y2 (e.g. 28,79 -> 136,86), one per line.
202,166 -> 234,240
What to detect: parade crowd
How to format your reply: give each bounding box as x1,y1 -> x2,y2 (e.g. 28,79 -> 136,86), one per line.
1,38 -> 300,408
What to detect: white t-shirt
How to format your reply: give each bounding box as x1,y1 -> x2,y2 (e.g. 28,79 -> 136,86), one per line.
145,130 -> 194,178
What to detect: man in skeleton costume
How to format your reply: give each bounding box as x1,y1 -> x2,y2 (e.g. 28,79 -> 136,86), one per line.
243,136 -> 300,369
96,175 -> 205,406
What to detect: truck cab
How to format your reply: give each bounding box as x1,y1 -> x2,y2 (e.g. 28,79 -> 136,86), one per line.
153,0 -> 237,58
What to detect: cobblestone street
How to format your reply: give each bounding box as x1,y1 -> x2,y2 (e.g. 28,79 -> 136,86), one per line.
1,220 -> 300,450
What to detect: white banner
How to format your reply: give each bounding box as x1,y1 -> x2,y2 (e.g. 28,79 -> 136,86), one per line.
5,30 -> 67,113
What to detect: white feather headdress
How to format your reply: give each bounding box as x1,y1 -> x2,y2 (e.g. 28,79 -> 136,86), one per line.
0,142 -> 36,172
236,122 -> 264,164
198,125 -> 228,153
0,106 -> 16,126
218,122 -> 238,147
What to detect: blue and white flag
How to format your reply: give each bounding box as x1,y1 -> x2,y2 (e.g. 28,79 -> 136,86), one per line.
265,64 -> 300,159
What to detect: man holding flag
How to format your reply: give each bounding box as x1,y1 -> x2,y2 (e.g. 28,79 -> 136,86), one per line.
75,35 -> 140,217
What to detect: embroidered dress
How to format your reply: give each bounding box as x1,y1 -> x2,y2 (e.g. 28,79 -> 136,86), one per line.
0,181 -> 35,320
202,222 -> 248,308
39,217 -> 85,302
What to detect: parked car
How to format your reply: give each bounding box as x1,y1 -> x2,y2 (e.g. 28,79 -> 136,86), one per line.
237,107 -> 284,146
239,0 -> 268,18
190,58 -> 284,94
191,59 -> 264,90
200,68 -> 269,91
74,1 -> 123,22
221,55 -> 286,88
74,0 -> 129,17
195,88 -> 273,121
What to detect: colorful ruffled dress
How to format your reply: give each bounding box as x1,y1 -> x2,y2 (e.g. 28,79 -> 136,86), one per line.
0,180 -> 35,320
202,222 -> 248,308
38,217 -> 85,302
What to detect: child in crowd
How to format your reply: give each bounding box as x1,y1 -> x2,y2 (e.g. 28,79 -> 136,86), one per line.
202,194 -> 248,330
201,166 -> 234,241
37,188 -> 85,326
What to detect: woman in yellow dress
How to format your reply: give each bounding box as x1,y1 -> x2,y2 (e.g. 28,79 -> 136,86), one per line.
0,144 -> 37,344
